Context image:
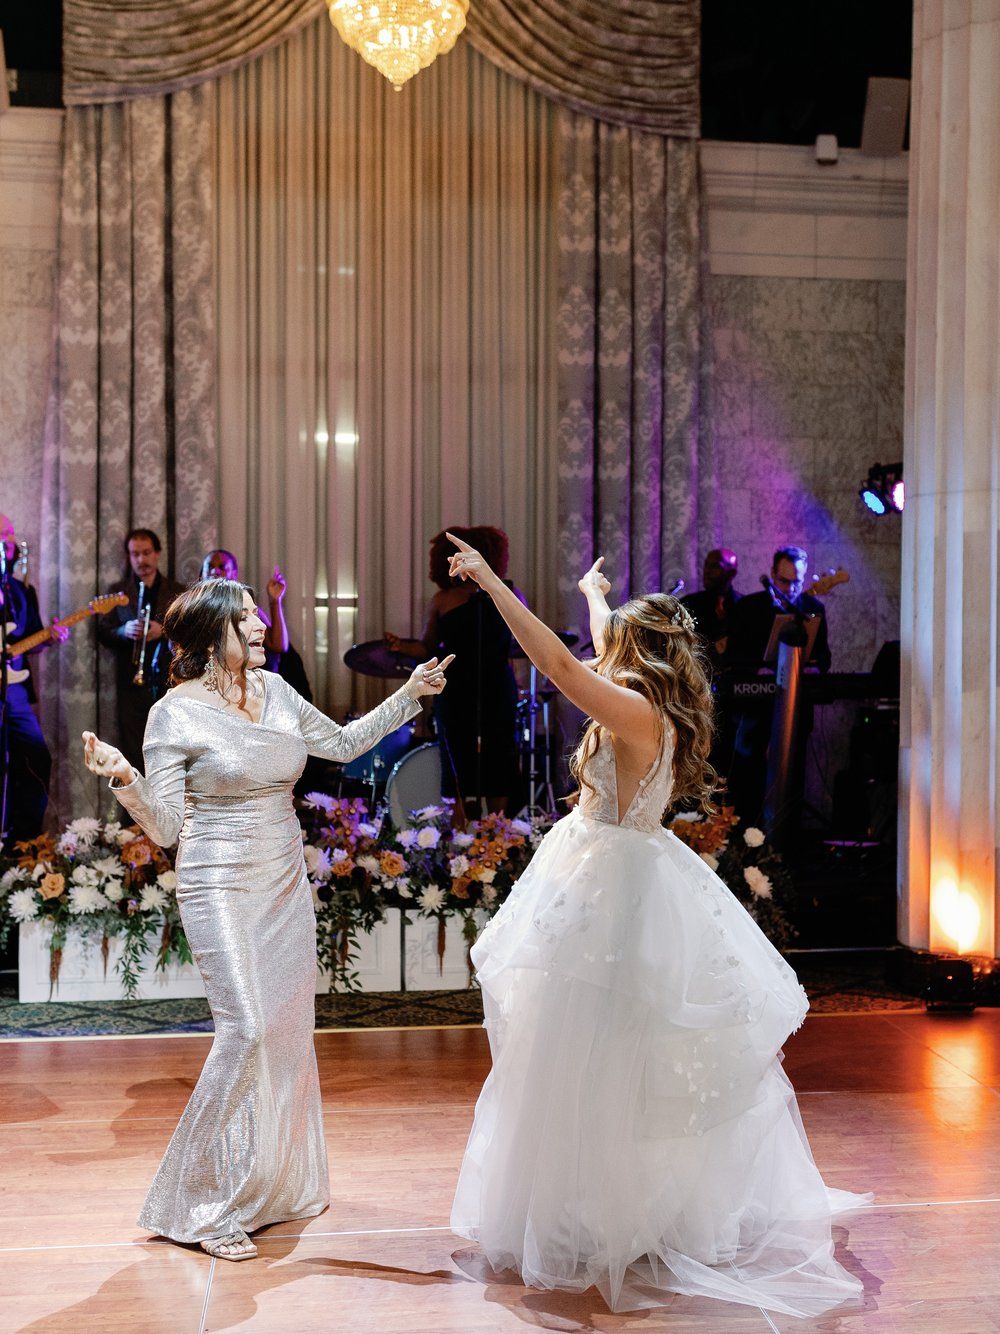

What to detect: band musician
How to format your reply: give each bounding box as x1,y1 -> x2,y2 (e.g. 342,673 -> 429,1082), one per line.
723,545 -> 831,824
0,513 -> 69,849
97,529 -> 185,772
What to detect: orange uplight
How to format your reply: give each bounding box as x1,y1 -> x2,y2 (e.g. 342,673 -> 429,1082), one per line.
931,878 -> 982,955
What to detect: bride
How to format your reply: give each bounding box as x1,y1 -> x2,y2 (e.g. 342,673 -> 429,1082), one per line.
447,533 -> 868,1318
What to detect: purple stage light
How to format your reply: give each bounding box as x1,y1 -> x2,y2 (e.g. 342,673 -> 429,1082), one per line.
889,478 -> 905,511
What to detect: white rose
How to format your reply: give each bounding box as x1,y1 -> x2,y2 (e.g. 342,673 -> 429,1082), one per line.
70,865 -> 99,888
743,827 -> 766,848
700,853 -> 719,872
480,867 -> 497,884
416,827 -> 440,849
744,866 -> 773,900
157,870 -> 177,891
449,855 -> 470,878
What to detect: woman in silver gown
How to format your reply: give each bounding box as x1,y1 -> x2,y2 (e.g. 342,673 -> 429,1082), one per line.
82,579 -> 452,1261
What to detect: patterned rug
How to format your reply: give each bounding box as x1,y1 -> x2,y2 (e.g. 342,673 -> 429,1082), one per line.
0,958 -> 921,1038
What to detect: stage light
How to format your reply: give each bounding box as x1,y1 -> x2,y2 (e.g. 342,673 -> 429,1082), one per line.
858,462 -> 903,516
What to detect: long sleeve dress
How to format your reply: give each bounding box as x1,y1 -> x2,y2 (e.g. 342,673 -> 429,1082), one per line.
111,670 -> 420,1243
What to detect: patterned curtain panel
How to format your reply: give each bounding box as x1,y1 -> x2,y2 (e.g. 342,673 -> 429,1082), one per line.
63,0 -> 326,104
40,90 -> 217,821
556,116 -> 701,639
466,0 -> 700,136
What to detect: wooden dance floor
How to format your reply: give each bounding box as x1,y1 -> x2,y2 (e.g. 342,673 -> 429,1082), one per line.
3,1010 -> 1000,1333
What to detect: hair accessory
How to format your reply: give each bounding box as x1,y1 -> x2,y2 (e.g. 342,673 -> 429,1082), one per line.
203,652 -> 220,693
671,604 -> 696,634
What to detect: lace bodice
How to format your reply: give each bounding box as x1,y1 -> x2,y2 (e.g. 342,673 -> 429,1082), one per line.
576,726 -> 675,833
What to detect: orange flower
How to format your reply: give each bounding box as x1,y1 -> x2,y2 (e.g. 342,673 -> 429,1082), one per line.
331,858 -> 354,877
451,878 -> 471,899
15,834 -> 56,869
121,838 -> 153,869
379,851 -> 406,877
39,872 -> 66,900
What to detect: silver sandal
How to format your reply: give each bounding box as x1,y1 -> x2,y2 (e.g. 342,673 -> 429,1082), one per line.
200,1228 -> 258,1261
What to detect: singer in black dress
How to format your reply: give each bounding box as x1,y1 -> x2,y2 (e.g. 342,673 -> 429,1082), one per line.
386,526 -> 522,813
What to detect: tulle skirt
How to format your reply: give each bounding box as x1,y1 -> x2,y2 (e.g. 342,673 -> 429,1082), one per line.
451,809 -> 869,1316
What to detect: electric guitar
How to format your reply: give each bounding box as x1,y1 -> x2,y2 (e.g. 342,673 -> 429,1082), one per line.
3,593 -> 129,686
806,568 -> 850,597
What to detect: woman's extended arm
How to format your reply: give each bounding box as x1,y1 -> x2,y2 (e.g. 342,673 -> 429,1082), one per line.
289,655 -> 455,762
445,534 -> 656,746
578,557 -> 612,655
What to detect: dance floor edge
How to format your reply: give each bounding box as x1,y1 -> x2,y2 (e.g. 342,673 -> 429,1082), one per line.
2,1012 -> 1000,1332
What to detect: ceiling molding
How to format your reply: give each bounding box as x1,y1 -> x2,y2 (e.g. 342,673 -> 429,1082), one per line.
701,140 -> 909,218
0,108 -> 63,185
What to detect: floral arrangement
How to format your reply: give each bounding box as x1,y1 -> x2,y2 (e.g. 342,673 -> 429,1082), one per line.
299,793 -> 550,986
0,819 -> 188,999
666,806 -> 798,951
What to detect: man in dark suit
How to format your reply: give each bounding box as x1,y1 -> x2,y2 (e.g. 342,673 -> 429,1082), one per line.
681,547 -> 741,671
724,545 -> 831,822
97,529 -> 185,772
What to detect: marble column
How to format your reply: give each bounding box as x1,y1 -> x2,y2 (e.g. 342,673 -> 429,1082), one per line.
900,0 -> 1000,956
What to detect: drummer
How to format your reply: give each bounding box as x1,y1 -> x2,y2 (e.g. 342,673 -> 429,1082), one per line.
385,525 -> 524,816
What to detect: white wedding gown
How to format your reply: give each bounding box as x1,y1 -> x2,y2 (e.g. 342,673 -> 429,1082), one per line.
451,727 -> 868,1317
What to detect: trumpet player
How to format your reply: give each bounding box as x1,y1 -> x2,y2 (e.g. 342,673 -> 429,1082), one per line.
97,528 -> 185,772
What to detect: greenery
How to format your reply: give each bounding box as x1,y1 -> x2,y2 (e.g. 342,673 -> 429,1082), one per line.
665,806 -> 798,951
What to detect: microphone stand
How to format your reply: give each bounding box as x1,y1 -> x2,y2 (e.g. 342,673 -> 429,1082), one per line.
759,574 -> 810,847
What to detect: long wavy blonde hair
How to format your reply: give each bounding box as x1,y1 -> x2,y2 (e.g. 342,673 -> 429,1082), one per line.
569,593 -> 717,814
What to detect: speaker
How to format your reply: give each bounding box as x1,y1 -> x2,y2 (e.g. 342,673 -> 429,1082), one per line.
860,77 -> 910,156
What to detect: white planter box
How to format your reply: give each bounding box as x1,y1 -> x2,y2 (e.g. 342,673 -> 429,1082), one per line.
316,909 -> 402,993
18,920 -> 206,1003
403,911 -> 485,991
18,909 -> 479,1001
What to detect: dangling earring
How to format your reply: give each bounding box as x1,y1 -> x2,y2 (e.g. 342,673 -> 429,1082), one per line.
204,652 -> 220,693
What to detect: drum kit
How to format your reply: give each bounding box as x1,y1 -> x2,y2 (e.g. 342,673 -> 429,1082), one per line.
339,633 -> 578,822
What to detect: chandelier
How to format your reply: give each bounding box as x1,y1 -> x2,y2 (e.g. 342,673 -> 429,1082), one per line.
327,0 -> 470,91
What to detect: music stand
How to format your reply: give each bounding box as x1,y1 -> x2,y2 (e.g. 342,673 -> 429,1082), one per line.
763,613 -> 820,670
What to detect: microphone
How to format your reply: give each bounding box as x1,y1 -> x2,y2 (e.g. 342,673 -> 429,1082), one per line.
668,578 -> 685,596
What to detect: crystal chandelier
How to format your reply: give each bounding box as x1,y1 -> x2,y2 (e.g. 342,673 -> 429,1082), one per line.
327,0 -> 470,91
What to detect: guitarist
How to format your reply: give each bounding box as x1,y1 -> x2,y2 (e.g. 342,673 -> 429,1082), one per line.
723,545 -> 832,824
0,513 -> 69,850
97,528 -> 185,773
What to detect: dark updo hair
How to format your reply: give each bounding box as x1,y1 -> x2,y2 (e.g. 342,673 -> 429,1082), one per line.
428,525 -> 510,590
199,548 -> 239,581
164,579 -> 257,708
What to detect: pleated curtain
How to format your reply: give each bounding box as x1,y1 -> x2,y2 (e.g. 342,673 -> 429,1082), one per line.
213,29 -> 562,714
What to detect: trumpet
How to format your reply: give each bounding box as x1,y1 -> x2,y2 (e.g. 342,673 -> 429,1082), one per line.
132,587 -> 152,686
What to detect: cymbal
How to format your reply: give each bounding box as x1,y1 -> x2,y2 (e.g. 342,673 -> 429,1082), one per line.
510,630 -> 578,659
344,639 -> 421,679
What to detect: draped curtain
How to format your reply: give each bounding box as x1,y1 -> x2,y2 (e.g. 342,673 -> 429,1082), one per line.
48,0 -> 701,814
213,28 -> 561,714
40,89 -> 216,819
556,119 -> 700,640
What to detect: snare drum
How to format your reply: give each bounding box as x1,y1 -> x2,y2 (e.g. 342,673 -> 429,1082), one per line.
385,742 -> 442,828
341,722 -> 413,784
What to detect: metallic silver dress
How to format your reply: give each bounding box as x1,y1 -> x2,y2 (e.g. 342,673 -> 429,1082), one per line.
112,670 -> 420,1243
